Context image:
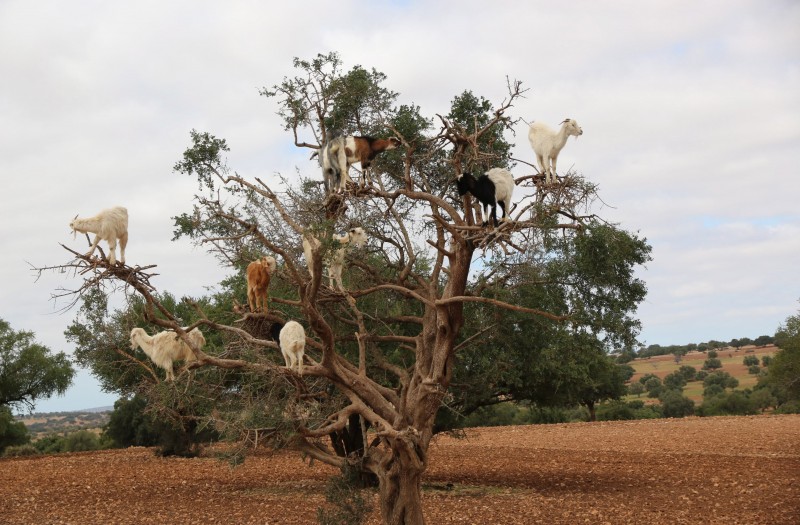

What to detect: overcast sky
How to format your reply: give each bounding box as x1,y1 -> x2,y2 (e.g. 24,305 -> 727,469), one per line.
2,1 -> 798,413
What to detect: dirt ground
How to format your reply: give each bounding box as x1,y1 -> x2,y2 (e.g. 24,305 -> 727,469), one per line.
2,414 -> 798,524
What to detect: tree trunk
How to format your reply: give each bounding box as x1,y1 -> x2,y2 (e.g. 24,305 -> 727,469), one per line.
586,400 -> 596,422
376,453 -> 426,525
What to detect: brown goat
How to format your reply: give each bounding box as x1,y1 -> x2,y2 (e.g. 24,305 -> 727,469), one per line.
321,135 -> 400,192
246,256 -> 277,313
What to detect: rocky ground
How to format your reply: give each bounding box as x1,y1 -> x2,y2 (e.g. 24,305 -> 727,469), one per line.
2,414 -> 798,524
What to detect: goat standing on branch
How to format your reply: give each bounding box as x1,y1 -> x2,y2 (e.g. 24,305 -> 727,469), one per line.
129,327 -> 205,381
320,135 -> 400,193
69,206 -> 129,265
303,227 -> 368,291
246,256 -> 277,313
269,321 -> 306,375
456,168 -> 515,227
527,118 -> 583,185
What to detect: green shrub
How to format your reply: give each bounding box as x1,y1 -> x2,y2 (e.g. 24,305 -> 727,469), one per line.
659,390 -> 694,418
743,355 -> 760,367
0,407 -> 30,454
775,400 -> 800,414
2,444 -> 40,457
597,401 -> 636,421
697,391 -> 757,416
62,430 -> 101,452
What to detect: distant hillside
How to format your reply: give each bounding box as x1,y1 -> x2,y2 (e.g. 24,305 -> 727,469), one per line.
628,344 -> 778,404
15,409 -> 112,438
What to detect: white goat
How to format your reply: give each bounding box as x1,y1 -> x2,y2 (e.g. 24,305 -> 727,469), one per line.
69,206 -> 129,265
527,119 -> 583,184
269,321 -> 306,375
129,327 -> 205,381
302,227 -> 367,291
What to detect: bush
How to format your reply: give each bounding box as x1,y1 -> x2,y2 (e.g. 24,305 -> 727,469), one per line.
644,376 -> 662,397
2,444 -> 40,457
627,382 -> 645,397
748,365 -> 761,375
0,407 -> 30,454
703,371 -> 738,390
703,384 -> 724,398
695,370 -> 708,381
659,390 -> 694,418
702,357 -> 722,370
33,434 -> 66,454
697,391 -> 757,416
663,372 -> 687,391
62,430 -> 102,452
743,355 -> 760,367
707,350 -> 718,359
596,401 -> 636,421
761,355 -> 772,367
775,400 -> 800,414
750,388 -> 777,412
677,365 -> 697,381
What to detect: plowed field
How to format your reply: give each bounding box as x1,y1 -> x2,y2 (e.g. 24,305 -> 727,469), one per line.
2,415 -> 798,524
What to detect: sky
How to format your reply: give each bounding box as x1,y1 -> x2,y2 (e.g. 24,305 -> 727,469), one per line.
1,0 -> 798,413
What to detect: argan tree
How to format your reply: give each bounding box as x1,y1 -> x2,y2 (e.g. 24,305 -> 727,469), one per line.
41,52 -> 650,524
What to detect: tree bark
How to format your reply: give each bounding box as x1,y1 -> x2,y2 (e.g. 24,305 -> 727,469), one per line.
371,438 -> 427,525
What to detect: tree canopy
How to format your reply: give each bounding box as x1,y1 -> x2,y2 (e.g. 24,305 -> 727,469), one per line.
0,318 -> 74,412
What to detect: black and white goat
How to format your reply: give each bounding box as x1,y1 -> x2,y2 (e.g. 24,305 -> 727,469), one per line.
320,135 -> 400,192
456,168 -> 515,227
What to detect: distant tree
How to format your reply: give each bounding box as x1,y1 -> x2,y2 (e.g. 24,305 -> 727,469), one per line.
659,390 -> 694,418
768,305 -> 800,404
703,384 -> 724,398
695,370 -> 708,382
628,382 -> 645,397
677,365 -> 697,381
0,318 -> 75,411
663,371 -> 687,391
103,395 -> 160,448
761,355 -> 773,367
697,342 -> 709,352
748,365 -> 761,375
743,355 -> 760,367
644,376 -> 662,398
638,373 -> 659,385
754,335 -> 774,347
702,357 -> 722,371
62,430 -> 102,452
698,391 -> 756,416
707,350 -> 719,359
703,371 -> 738,391
750,388 -> 776,413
